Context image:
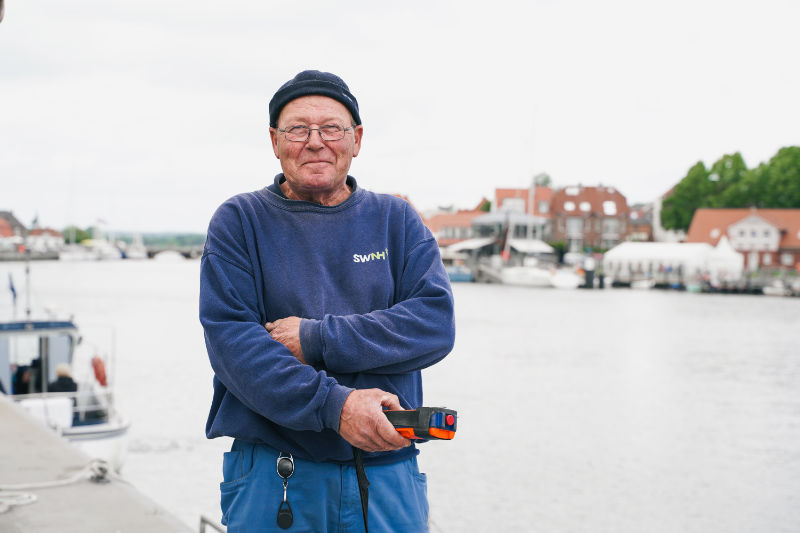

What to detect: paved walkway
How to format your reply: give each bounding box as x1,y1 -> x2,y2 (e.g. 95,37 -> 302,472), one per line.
0,396 -> 192,533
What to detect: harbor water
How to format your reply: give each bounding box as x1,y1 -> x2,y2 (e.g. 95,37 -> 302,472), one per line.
2,259 -> 799,532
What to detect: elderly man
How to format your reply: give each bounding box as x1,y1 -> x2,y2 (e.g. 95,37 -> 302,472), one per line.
200,70 -> 455,532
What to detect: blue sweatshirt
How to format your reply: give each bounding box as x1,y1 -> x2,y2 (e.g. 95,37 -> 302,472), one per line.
200,175 -> 455,464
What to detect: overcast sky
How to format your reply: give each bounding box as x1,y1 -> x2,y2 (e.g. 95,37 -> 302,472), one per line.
2,0 -> 798,233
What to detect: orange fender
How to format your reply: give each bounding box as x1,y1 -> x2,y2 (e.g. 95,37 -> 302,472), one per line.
92,356 -> 107,387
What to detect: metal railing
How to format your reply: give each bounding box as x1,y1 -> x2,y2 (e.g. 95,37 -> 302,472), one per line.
199,515 -> 226,533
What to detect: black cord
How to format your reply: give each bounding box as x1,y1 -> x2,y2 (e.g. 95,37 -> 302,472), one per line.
352,447 -> 370,533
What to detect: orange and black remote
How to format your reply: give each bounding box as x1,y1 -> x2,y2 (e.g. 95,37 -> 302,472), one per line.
384,407 -> 457,440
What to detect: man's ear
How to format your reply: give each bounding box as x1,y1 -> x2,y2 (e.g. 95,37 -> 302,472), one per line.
269,128 -> 281,159
352,125 -> 364,157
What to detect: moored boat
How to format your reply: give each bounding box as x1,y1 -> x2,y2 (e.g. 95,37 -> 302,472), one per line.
0,320 -> 130,472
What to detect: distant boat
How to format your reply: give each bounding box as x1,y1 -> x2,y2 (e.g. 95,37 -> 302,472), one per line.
550,268 -> 583,290
58,243 -> 97,261
58,240 -> 123,261
84,239 -> 123,260
761,280 -> 792,297
445,264 -> 474,282
440,249 -> 474,282
120,233 -> 148,260
498,263 -> 582,289
1,320 -> 131,472
631,278 -> 656,290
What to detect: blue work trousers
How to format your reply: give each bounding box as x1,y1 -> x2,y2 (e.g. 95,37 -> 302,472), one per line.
220,440 -> 429,532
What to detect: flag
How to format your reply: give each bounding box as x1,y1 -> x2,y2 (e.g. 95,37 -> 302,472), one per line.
8,273 -> 16,305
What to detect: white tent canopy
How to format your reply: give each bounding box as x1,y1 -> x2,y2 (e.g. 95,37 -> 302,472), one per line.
603,240 -> 743,283
445,237 -> 495,253
604,242 -> 711,267
508,239 -> 554,254
705,236 -> 744,282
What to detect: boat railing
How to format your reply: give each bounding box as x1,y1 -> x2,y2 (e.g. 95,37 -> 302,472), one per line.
9,388 -> 118,427
199,515 -> 227,533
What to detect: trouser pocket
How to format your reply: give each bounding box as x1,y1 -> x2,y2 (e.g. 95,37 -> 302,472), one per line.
219,440 -> 257,527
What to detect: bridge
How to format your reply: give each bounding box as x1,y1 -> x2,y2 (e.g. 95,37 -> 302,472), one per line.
144,245 -> 204,259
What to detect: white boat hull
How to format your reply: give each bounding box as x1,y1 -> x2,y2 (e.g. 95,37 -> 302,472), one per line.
65,418 -> 131,473
499,266 -> 583,289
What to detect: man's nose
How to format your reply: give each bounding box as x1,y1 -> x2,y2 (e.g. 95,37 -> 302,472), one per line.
305,128 -> 325,147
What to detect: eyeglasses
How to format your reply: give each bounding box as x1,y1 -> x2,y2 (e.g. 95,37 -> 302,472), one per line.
277,124 -> 353,142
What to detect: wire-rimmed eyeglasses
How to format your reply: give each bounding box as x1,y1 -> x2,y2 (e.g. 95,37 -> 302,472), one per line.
277,124 -> 354,142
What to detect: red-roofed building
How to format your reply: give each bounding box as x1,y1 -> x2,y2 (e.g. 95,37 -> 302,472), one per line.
0,217 -> 13,238
0,211 -> 26,237
28,228 -> 65,252
628,205 -> 654,242
551,185 -> 630,252
686,208 -> 800,271
494,187 -> 553,218
424,198 -> 490,248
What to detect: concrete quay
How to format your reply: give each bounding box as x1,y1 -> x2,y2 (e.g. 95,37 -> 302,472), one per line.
0,396 -> 192,533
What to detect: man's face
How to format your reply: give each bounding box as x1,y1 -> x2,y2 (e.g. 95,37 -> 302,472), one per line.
270,95 -> 363,199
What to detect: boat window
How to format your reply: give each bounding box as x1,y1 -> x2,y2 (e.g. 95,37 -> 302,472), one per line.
3,335 -> 40,369
0,331 -> 74,393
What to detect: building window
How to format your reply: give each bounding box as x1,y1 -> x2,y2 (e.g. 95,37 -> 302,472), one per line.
602,201 -> 617,216
567,238 -> 582,252
566,217 -> 583,237
538,201 -> 549,214
781,253 -> 794,266
501,198 -> 525,213
564,201 -> 576,212
762,253 -> 772,266
602,218 -> 619,236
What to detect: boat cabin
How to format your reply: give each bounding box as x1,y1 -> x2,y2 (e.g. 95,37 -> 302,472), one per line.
0,320 -> 77,395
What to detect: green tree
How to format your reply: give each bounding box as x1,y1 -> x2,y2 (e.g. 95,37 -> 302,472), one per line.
707,152 -> 748,207
661,145 -> 800,231
718,164 -> 765,208
62,226 -> 91,243
660,161 -> 711,231
547,240 -> 566,263
533,173 -> 551,187
762,146 -> 800,207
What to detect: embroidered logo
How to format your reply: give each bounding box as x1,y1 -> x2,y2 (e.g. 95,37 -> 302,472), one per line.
353,248 -> 389,263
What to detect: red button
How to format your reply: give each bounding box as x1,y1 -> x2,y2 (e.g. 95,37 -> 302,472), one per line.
445,414 -> 455,426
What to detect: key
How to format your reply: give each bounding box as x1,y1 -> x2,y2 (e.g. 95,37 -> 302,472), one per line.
276,453 -> 294,529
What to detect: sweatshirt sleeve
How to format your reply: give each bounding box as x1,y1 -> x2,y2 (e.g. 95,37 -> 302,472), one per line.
300,213 -> 456,375
200,203 -> 352,432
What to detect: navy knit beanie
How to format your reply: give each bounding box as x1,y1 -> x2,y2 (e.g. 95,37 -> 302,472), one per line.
268,70 -> 361,127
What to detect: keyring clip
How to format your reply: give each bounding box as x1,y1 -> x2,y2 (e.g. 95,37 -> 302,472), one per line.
276,452 -> 294,480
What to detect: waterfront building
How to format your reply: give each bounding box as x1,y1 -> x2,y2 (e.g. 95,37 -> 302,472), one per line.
550,185 -> 630,252
686,208 -> 800,272
628,204 -> 654,242
0,211 -> 27,253
27,228 -> 66,253
424,206 -> 485,248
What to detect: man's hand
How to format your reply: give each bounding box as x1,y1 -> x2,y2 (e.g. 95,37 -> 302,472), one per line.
265,317 -> 305,363
339,389 -> 411,452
